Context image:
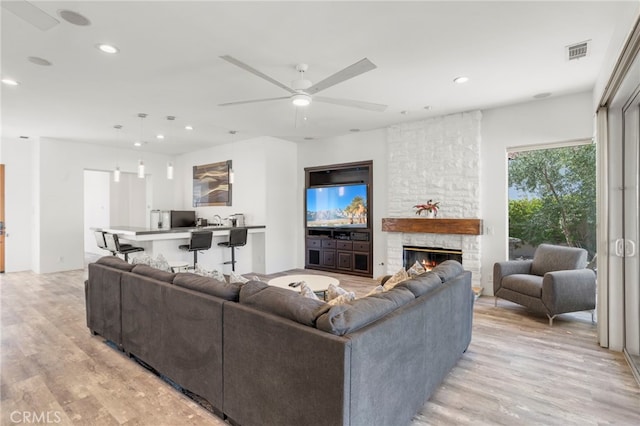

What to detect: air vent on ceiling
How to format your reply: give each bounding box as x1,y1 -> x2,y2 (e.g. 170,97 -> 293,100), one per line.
566,40 -> 590,61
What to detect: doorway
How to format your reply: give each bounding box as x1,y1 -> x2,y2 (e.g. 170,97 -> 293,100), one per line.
83,170 -> 147,257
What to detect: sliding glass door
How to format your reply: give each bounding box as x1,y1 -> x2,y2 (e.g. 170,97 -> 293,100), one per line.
622,89 -> 640,366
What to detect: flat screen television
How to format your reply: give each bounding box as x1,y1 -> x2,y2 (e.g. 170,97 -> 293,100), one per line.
306,184 -> 368,228
170,210 -> 196,228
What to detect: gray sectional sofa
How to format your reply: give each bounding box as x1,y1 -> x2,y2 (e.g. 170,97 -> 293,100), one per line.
85,256 -> 474,426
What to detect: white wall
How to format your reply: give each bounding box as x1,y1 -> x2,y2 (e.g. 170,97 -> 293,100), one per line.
8,137 -> 176,273
593,4 -> 640,110
297,129 -> 388,278
0,139 -> 34,272
177,136 -> 298,274
83,171 -> 110,256
480,91 -> 594,294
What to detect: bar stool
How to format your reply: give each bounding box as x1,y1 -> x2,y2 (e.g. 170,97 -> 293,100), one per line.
103,233 -> 144,262
218,228 -> 248,271
94,231 -> 116,256
179,230 -> 213,270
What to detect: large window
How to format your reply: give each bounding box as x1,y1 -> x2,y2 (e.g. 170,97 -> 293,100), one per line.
508,143 -> 596,261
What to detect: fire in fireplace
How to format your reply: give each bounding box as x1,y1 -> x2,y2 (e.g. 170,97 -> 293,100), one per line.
403,246 -> 463,271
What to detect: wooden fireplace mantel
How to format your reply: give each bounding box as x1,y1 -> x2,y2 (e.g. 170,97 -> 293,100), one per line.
381,218 -> 483,235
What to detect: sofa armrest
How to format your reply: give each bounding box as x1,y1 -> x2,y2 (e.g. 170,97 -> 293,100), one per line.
493,260 -> 533,294
541,269 -> 596,315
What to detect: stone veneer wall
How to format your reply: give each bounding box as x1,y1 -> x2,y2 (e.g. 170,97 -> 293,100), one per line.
386,111 -> 482,287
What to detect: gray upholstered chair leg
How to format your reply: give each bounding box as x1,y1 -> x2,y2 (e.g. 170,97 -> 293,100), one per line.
591,310 -> 595,324
547,314 -> 556,326
494,297 -> 498,307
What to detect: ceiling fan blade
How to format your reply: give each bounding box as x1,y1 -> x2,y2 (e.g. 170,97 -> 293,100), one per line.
220,55 -> 296,94
218,96 -> 290,107
306,58 -> 377,95
2,0 -> 59,31
315,96 -> 387,112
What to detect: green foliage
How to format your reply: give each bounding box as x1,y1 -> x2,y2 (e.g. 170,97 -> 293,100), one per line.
508,144 -> 596,257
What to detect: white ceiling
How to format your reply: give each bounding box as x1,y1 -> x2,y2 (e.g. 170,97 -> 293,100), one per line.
0,1 -> 634,155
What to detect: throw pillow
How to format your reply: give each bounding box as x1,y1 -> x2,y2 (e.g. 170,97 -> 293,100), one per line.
382,268 -> 410,290
229,271 -> 249,284
151,253 -> 171,272
132,253 -> 152,266
407,260 -> 426,277
195,264 -> 226,282
327,292 -> 356,306
299,282 -> 319,300
365,285 -> 384,297
327,283 -> 349,300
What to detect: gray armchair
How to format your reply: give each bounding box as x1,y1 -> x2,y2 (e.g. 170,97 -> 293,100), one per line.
493,244 -> 596,325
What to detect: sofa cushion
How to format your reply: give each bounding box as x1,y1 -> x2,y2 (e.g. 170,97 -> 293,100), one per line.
316,287 -> 415,336
96,256 -> 135,271
240,281 -> 329,327
531,244 -> 588,276
394,271 -> 442,298
173,272 -> 242,301
502,274 -> 543,298
432,260 -> 464,282
131,264 -> 176,283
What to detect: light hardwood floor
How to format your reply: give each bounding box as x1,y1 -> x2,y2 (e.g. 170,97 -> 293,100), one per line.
1,267 -> 638,425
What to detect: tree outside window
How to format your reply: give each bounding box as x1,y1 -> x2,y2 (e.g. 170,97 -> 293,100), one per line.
508,143 -> 596,261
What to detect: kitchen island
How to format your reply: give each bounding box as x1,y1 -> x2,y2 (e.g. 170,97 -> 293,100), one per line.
94,225 -> 266,274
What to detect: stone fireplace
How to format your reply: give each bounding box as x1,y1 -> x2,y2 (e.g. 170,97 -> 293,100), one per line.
386,111 -> 482,287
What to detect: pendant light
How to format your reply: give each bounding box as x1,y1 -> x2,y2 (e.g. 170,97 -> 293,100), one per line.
138,160 -> 145,178
167,162 -> 174,180
229,130 -> 236,184
166,116 -> 175,180
137,113 -> 147,179
113,124 -> 122,182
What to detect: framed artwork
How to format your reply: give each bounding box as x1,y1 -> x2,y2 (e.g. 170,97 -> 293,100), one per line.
193,160 -> 232,206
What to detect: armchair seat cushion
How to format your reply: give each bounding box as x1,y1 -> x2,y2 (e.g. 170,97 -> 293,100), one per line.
502,274 -> 543,298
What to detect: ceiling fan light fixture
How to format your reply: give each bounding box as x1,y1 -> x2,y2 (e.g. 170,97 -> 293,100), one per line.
292,93 -> 311,107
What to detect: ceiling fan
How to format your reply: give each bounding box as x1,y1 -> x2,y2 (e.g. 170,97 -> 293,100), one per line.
218,55 -> 387,112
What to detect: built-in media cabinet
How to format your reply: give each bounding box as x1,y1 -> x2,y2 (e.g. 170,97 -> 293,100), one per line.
304,161 -> 373,277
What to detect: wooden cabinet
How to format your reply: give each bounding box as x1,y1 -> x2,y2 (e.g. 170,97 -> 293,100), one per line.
306,235 -> 371,277
304,161 -> 373,277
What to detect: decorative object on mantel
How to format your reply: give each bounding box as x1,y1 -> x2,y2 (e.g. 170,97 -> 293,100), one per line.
413,200 -> 440,218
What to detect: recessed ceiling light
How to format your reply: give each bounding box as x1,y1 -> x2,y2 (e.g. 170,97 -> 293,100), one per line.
58,10 -> 91,26
400,110 -> 409,115
349,128 -> 360,132
28,56 -> 52,66
533,92 -> 552,99
1,78 -> 19,86
133,141 -> 142,147
453,76 -> 469,84
156,134 -> 165,140
185,125 -> 193,130
96,44 -> 119,54
423,106 -> 432,110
